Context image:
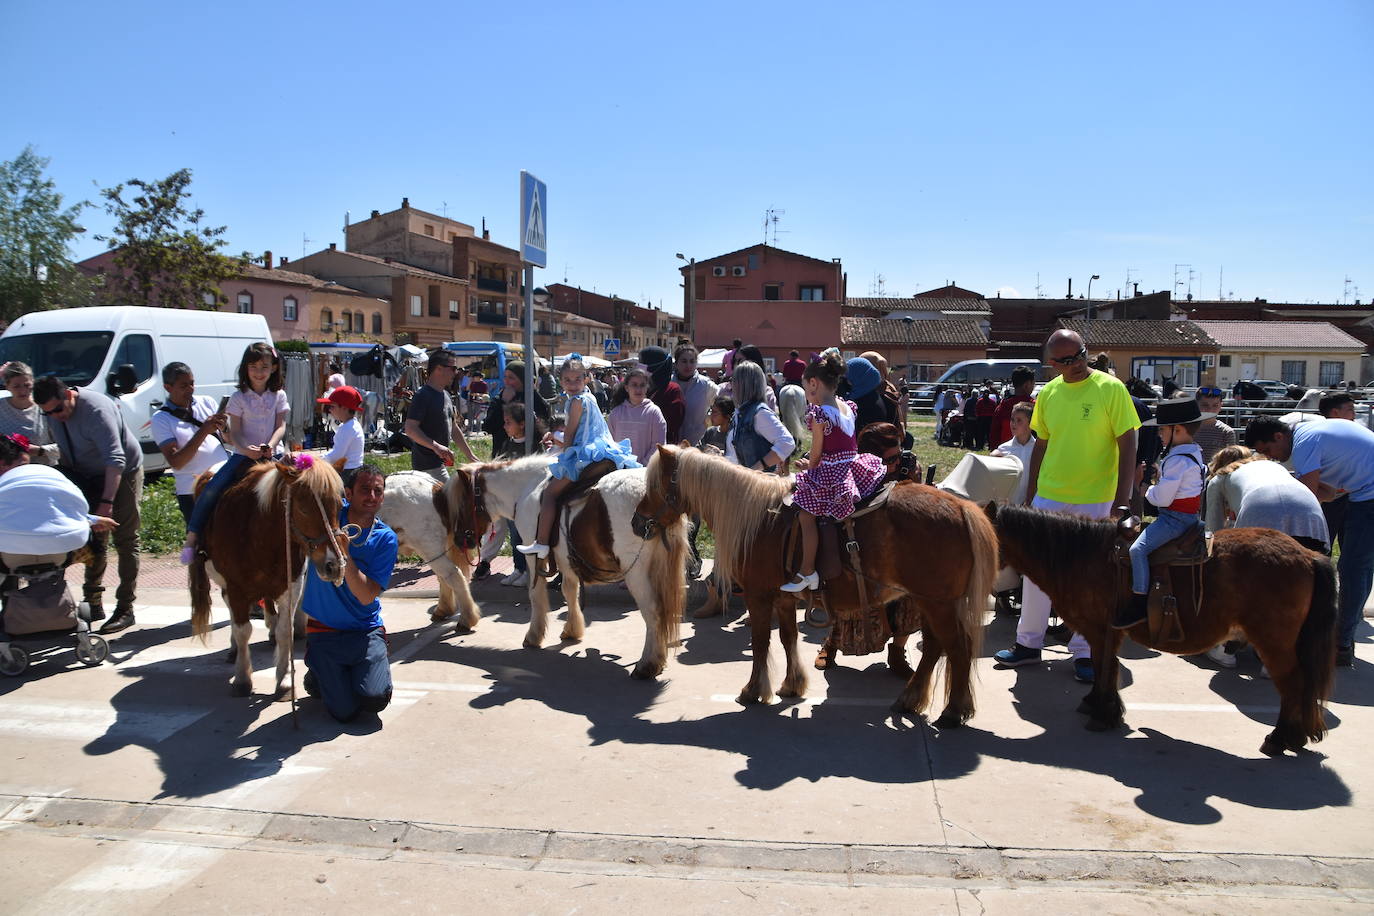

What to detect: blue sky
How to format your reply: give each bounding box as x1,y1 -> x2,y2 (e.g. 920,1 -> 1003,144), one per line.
4,0 -> 1371,312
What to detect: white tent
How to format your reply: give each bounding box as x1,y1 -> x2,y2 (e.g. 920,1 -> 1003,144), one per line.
696,347 -> 731,370
554,353 -> 612,368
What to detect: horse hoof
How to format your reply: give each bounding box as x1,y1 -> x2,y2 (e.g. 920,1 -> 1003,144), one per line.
777,686 -> 800,698
934,712 -> 965,729
1260,735 -> 1286,756
275,688 -> 296,703
230,681 -> 251,698
630,664 -> 661,680
523,639 -> 543,650
559,629 -> 584,642
736,692 -> 762,706
429,611 -> 454,624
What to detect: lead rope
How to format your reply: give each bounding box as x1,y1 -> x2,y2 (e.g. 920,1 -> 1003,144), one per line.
283,481 -> 299,729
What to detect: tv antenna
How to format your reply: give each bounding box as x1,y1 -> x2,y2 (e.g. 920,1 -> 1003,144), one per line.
869,272 -> 888,296
1344,276 -> 1360,305
763,208 -> 786,246
1173,264 -> 1192,299
1035,273 -> 1044,299
441,201 -> 449,218
302,232 -> 313,257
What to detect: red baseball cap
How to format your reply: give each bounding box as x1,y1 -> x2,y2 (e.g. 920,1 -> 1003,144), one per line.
317,385 -> 364,411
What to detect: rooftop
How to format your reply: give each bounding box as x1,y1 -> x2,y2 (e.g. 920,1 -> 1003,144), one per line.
1057,318 -> 1217,349
841,316 -> 988,348
1191,320 -> 1366,350
846,297 -> 991,315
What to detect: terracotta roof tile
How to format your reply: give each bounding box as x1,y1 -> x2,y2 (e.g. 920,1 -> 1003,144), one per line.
842,316 -> 987,348
846,297 -> 991,314
1191,320 -> 1366,350
1057,318 -> 1217,349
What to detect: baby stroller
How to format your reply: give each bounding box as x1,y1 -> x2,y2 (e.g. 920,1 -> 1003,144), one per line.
0,549 -> 107,676
938,410 -> 966,447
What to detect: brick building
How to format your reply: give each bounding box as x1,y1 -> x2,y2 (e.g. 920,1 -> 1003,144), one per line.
682,244 -> 845,368
345,199 -> 475,276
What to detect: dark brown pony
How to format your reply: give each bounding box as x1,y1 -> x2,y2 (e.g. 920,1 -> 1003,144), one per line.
635,444 -> 998,723
190,457 -> 348,698
986,503 -> 1338,756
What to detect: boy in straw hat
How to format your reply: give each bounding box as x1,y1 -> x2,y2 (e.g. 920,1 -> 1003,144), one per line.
1115,397 -> 1214,629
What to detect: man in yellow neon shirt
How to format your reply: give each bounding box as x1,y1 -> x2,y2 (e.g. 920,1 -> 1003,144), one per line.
993,329 -> 1140,683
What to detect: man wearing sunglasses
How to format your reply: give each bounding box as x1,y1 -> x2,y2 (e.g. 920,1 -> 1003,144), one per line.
32,375 -> 143,634
993,330 -> 1140,683
1192,386 -> 1236,464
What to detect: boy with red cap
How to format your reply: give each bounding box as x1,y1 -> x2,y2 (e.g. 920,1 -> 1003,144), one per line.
318,385 -> 365,470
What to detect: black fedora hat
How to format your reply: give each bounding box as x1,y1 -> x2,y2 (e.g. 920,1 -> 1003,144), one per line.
1142,398 -> 1216,426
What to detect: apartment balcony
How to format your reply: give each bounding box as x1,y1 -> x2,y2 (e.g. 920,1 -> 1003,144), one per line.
476,277 -> 509,294
475,310 -> 508,327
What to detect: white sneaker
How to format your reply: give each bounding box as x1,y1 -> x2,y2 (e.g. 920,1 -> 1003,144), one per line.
507,571 -> 529,588
499,571 -> 520,586
1206,644 -> 1238,668
780,572 -> 819,593
515,542 -> 549,558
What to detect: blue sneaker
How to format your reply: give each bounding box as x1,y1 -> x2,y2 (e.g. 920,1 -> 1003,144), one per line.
1073,657 -> 1095,683
994,644 -> 1041,667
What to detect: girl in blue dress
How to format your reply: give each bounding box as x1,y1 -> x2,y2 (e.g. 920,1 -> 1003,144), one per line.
517,356 -> 641,559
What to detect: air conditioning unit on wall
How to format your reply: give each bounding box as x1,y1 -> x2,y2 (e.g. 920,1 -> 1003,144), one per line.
711,266 -> 726,277
731,266 -> 746,277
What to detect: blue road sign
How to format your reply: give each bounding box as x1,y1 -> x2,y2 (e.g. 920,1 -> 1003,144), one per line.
603,338 -> 621,356
519,170 -> 547,268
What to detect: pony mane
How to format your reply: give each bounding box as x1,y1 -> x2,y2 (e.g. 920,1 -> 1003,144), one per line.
652,446 -> 792,584
995,504 -> 1118,581
255,457 -> 343,514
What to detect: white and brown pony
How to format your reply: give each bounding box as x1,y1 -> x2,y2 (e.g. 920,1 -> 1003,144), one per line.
446,455 -> 688,679
190,456 -> 348,698
378,470 -> 483,630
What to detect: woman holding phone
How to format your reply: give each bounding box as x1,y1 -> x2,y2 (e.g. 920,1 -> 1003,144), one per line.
150,362 -> 230,525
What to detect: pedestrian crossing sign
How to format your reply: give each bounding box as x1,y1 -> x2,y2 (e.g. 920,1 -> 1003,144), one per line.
520,170 -> 547,268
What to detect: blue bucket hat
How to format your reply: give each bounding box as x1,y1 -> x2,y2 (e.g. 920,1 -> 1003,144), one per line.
845,357 -> 881,398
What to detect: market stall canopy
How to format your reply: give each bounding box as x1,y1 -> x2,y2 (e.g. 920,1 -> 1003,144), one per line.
553,353 -> 612,368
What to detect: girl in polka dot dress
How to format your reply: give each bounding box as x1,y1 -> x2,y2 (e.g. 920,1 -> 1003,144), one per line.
781,350 -> 887,593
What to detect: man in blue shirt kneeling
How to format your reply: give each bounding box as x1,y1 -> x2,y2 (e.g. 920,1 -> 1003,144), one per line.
302,463 -> 399,722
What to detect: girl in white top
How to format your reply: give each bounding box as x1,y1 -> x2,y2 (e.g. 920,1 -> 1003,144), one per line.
317,385 -> 365,470
181,343 -> 290,563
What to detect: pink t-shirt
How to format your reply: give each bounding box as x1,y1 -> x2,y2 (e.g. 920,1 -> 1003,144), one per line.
227,388 -> 290,455
607,400 -> 666,464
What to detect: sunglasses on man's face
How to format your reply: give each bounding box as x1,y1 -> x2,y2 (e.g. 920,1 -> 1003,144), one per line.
1197,387 -> 1223,398
40,402 -> 67,416
1048,348 -> 1086,366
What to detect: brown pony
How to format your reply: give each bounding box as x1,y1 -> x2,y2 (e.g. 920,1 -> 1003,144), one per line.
634,444 -> 998,723
986,503 -> 1338,756
190,457 -> 348,698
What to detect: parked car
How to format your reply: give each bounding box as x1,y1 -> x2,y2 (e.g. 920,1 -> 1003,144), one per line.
0,306 -> 272,474
1251,379 -> 1292,399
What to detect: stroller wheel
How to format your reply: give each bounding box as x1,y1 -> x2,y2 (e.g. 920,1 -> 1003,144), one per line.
75,635 -> 109,667
0,643 -> 29,676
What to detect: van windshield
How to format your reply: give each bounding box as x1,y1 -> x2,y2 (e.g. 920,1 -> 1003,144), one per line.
0,332 -> 114,387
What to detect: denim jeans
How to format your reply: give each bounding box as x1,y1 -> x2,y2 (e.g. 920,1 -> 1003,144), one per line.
304,627 -> 392,722
1337,498 -> 1374,648
1130,508 -> 1198,595
186,453 -> 253,537
508,521 -> 527,574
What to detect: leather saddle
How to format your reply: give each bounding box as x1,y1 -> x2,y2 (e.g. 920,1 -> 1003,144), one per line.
1113,517 -> 1212,643
780,480 -> 899,601
547,460 -> 618,551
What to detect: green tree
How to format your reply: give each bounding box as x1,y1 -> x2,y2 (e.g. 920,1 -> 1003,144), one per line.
0,145 -> 92,321
96,168 -> 247,309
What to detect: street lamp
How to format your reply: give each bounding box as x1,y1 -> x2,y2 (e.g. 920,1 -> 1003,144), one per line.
676,252 -> 695,339
901,315 -> 915,384
1086,274 -> 1101,345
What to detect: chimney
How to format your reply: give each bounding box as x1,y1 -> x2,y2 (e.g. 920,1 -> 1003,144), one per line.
329,242 -> 337,250
1066,278 -> 1073,299
263,250 -> 273,270
280,256 -> 289,265
483,228 -> 490,240
370,210 -> 380,219
401,197 -> 410,209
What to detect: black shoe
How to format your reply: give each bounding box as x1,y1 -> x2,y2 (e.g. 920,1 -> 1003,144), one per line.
1336,645 -> 1354,668
472,560 -> 491,580
98,610 -> 135,635
1112,593 -> 1149,630
303,670 -> 319,696
84,600 -> 106,622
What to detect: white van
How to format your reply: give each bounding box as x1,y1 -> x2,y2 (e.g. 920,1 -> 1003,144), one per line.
0,306 -> 273,474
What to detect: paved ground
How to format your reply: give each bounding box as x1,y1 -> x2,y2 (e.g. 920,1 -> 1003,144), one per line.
2,573 -> 1372,913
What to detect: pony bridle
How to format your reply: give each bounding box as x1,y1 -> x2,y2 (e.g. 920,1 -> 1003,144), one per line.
285,485 -> 349,573
632,466 -> 681,542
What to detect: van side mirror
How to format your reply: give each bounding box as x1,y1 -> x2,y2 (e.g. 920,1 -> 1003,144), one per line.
108,363 -> 138,395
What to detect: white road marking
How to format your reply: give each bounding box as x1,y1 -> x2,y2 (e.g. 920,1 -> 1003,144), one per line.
0,701 -> 210,742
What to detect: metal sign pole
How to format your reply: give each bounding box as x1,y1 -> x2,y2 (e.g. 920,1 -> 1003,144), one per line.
523,265 -> 535,455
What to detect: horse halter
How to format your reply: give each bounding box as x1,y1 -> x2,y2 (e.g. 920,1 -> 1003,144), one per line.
632,466 -> 681,542
459,467 -> 489,552
286,485 -> 349,572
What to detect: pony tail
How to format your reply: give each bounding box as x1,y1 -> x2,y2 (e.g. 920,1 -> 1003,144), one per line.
190,552 -> 213,643
1296,553 -> 1338,742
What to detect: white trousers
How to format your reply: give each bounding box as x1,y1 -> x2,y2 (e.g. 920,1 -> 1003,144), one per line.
1015,495 -> 1113,658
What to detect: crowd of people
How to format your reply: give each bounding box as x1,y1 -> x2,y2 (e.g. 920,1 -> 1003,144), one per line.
0,324 -> 1369,723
